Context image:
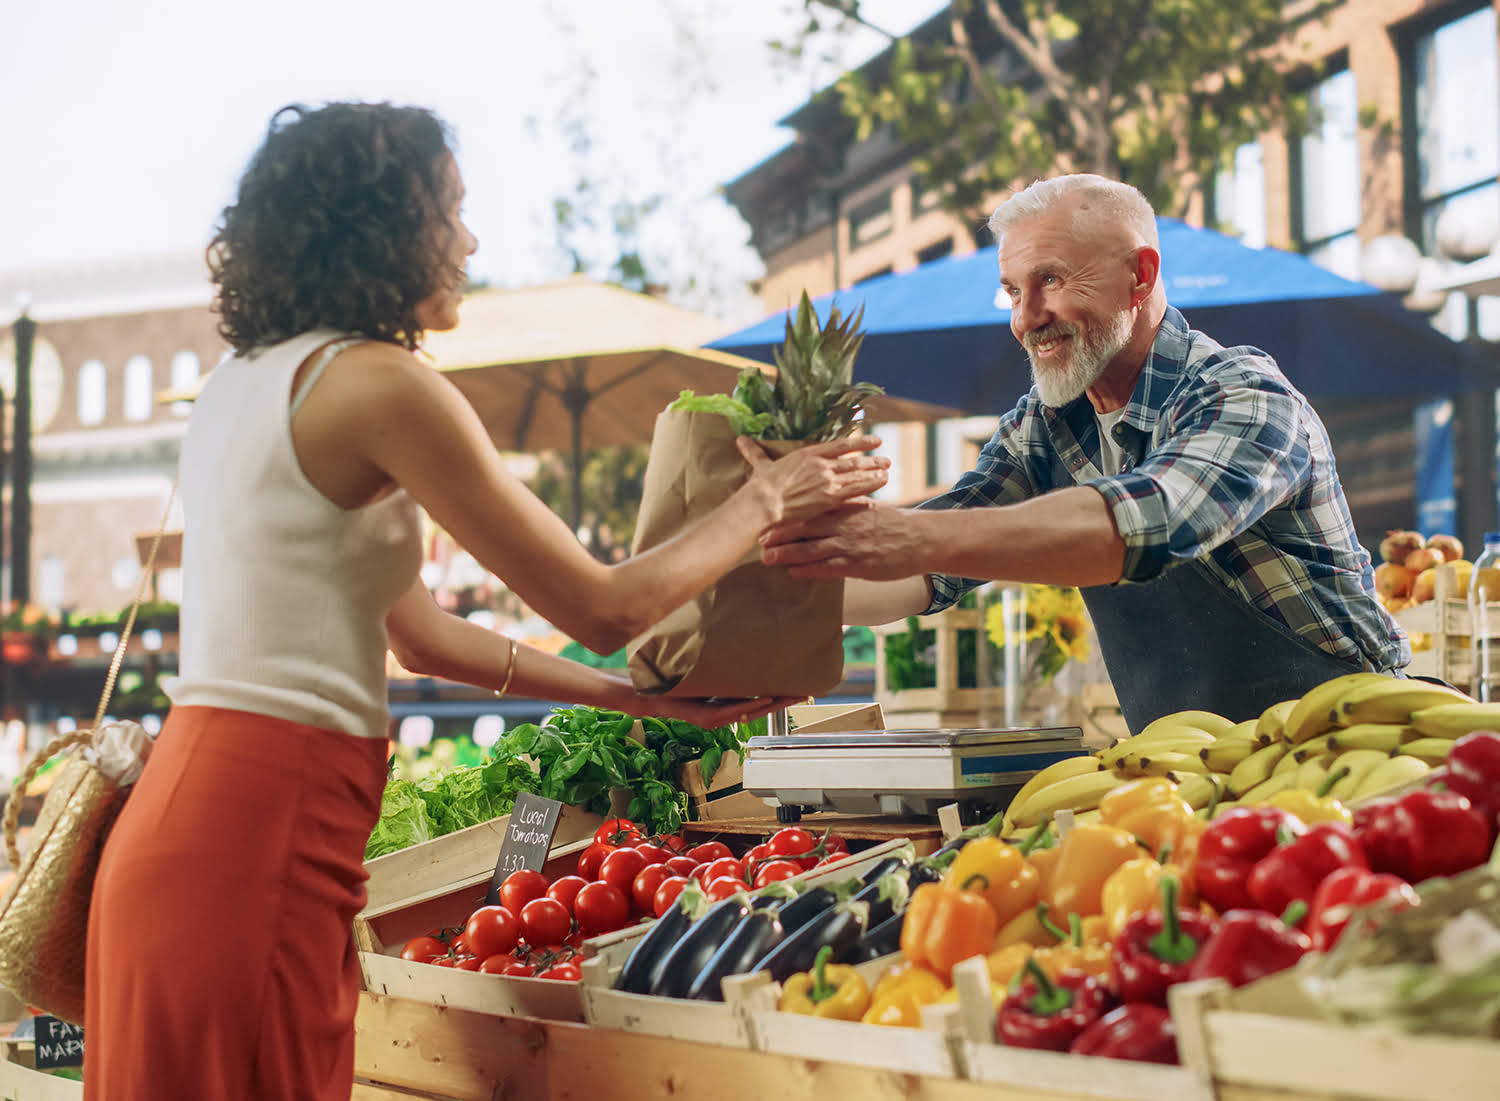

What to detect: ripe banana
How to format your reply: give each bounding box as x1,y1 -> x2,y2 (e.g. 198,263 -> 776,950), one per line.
1281,672 -> 1391,743
1294,754 -> 1334,792
1008,755 -> 1103,818
1292,734 -> 1335,762
1103,730 -> 1218,771
1173,773 -> 1229,811
1393,738 -> 1456,766
1352,755 -> 1432,801
1334,678 -> 1473,726
1136,710 -> 1238,740
1255,699 -> 1299,743
1201,736 -> 1260,773
1007,770 -> 1125,829
1136,751 -> 1209,777
1325,723 -> 1414,754
1238,772 -> 1299,803
1272,749 -> 1301,776
1228,741 -> 1288,798
1325,749 -> 1393,800
1409,703 -> 1500,740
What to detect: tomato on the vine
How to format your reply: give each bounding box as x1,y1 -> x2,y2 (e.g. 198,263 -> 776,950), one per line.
519,897 -> 572,948
598,847 -> 650,896
480,955 -> 533,977
577,841 -> 616,880
752,859 -> 803,889
633,841 -> 672,866
400,935 -> 447,964
744,842 -> 772,867
702,857 -> 746,884
685,841 -> 732,864
463,905 -> 520,960
498,869 -> 550,915
536,960 -> 582,982
595,817 -> 644,846
574,881 -> 630,935
665,855 -> 698,877
632,864 -> 673,913
454,955 -> 483,971
657,834 -> 690,854
704,876 -> 745,902
545,875 -> 589,914
823,831 -> 849,854
652,876 -> 693,918
768,826 -> 818,862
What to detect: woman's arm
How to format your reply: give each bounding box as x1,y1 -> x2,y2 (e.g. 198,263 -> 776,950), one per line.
384,580 -> 796,725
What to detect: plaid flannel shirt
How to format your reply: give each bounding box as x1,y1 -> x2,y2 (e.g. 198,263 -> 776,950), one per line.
919,306 -> 1410,673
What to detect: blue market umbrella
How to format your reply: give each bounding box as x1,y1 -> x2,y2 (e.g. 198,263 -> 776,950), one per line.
711,218 -> 1492,413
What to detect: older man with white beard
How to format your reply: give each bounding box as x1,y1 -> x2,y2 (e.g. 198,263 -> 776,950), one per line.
759,173 -> 1409,732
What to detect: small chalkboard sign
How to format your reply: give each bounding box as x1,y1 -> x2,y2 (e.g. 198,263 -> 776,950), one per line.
34,1015 -> 84,1069
485,792 -> 565,904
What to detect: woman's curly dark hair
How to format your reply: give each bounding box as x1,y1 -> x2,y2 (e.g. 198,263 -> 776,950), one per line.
208,102 -> 459,353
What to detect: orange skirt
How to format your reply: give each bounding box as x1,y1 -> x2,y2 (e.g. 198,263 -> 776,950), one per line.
84,706 -> 388,1101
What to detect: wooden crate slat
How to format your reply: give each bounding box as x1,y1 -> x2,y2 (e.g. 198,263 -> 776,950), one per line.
360,952 -> 584,1023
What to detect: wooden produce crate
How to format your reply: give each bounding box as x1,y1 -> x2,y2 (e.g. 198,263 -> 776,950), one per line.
0,1055 -> 82,1101
1392,560 -> 1488,691
678,752 -> 769,822
873,605 -> 999,727
577,838 -> 914,1049
363,803 -> 605,916
1170,972 -> 1500,1101
946,958 -> 1215,1101
355,838 -> 596,1023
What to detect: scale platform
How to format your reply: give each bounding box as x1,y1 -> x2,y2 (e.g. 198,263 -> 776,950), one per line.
741,726 -> 1088,820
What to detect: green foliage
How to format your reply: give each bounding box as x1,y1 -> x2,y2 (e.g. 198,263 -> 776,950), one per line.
790,0 -> 1325,219
529,444 -> 649,561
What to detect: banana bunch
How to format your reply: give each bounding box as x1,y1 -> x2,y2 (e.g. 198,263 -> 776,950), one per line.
1003,755 -> 1124,830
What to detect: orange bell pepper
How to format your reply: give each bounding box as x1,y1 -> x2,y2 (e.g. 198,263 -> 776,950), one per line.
941,836 -> 1040,928
1032,910 -> 1114,982
1028,844 -> 1061,897
1100,777 -> 1198,859
1041,822 -> 1141,918
900,879 -> 998,981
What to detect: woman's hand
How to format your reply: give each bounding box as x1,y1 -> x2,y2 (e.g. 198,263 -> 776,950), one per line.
603,679 -> 804,727
735,435 -> 889,528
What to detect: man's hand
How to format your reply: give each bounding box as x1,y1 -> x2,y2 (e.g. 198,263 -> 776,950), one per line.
759,503 -> 927,580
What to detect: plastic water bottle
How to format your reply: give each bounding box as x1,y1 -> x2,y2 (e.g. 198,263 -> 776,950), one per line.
1470,533 -> 1500,702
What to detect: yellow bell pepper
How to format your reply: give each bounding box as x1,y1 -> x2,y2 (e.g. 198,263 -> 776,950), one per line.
1028,843 -> 1061,897
1100,778 -> 1194,851
860,965 -> 948,1027
1266,769 -> 1352,825
1041,822 -> 1141,918
1099,855 -> 1198,939
1029,907 -> 1114,980
993,903 -> 1059,949
941,836 -> 1040,928
779,946 -> 870,1020
1078,914 -> 1112,946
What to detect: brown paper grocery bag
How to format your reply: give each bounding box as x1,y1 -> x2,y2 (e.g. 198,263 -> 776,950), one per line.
627,408 -> 845,698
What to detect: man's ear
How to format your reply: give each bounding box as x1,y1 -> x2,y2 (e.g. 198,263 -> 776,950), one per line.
1131,246 -> 1161,308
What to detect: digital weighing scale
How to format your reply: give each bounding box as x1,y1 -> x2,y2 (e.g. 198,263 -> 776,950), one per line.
740,726 -> 1088,821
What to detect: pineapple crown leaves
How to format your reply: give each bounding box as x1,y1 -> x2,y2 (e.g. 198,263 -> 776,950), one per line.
764,291 -> 880,442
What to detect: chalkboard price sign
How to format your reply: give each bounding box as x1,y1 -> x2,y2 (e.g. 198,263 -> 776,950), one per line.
485,792 -> 565,904
34,1015 -> 85,1069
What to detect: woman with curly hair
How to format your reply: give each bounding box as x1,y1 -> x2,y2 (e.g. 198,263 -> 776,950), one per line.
84,101 -> 886,1099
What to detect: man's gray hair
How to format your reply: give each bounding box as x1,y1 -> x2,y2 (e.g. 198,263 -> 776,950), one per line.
988,174 -> 1158,249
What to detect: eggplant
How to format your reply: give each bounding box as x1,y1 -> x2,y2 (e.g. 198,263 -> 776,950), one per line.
905,860 -> 946,891
748,899 -> 870,984
857,854 -> 911,886
614,889 -> 706,994
845,910 -> 904,963
684,909 -> 786,1001
770,884 -> 837,934
648,894 -> 753,998
848,872 -> 911,929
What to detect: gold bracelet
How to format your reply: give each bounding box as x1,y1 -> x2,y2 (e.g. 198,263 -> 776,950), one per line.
494,636 -> 518,699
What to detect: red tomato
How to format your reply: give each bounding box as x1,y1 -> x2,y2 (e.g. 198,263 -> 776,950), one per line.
815,852 -> 851,869
598,847 -> 650,896
658,834 -> 690,854
665,856 -> 699,877
702,857 -> 746,884
652,876 -> 693,918
480,954 -> 534,976
704,876 -> 746,902
454,955 -> 484,971
823,831 -> 849,854
545,875 -> 589,915
399,935 -> 447,964
689,862 -> 716,886
519,897 -> 572,948
574,881 -> 631,935
536,960 -> 583,982
449,934 -> 470,956
595,817 -> 644,846
686,841 -> 733,864
744,843 -> 772,866
463,905 -> 521,960
632,864 -> 673,913
577,841 -> 616,880
768,826 -> 818,862
433,955 -> 458,967
752,859 -> 803,889
498,869 -> 550,915
633,841 -> 672,865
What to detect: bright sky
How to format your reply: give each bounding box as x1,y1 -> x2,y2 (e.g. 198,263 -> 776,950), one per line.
0,0 -> 930,323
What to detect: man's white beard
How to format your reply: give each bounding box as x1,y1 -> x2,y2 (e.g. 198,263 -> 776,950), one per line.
1026,311 -> 1133,408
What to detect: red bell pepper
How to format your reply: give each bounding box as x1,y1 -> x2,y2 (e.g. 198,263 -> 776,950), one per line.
1353,788 -> 1490,884
1069,1004 -> 1179,1064
996,959 -> 1115,1052
1194,806 -> 1305,914
1306,865 -> 1419,952
1448,730 -> 1500,786
1111,876 -> 1218,1006
1187,904 -> 1310,988
1246,821 -> 1366,922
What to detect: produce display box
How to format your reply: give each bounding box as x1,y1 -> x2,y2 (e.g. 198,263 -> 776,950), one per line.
1392,561 -> 1489,690
0,1054 -> 81,1101
362,803 -> 605,916
1170,972 -> 1500,1101
678,753 -> 769,822
872,605 -> 997,726
576,838 -> 914,1050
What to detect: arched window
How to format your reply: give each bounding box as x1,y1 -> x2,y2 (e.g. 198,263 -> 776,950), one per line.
170,350 -> 199,417
123,355 -> 153,422
77,360 -> 107,426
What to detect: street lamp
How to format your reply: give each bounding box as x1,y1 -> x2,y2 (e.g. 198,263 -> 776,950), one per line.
1361,207 -> 1500,555
10,292 -> 34,604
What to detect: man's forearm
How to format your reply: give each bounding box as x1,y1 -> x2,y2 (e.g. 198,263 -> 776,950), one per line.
844,577 -> 933,625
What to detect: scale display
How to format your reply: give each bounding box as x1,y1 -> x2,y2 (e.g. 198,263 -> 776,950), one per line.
741,726 -> 1088,819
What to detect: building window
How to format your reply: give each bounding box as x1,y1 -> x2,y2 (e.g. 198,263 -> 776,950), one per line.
917,237 -> 955,265
911,175 -> 943,218
1212,141 -> 1267,247
40,555 -> 64,609
123,355 -> 153,421
1293,68 -> 1361,279
854,265 -> 893,286
848,190 -> 893,249
170,350 -> 200,416
77,359 -> 107,425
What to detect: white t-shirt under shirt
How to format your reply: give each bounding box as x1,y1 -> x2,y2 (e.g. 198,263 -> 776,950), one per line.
1096,405 -> 1129,476
165,331 -> 424,740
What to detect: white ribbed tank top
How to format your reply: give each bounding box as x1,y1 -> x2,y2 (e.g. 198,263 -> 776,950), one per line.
165,330 -> 423,739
